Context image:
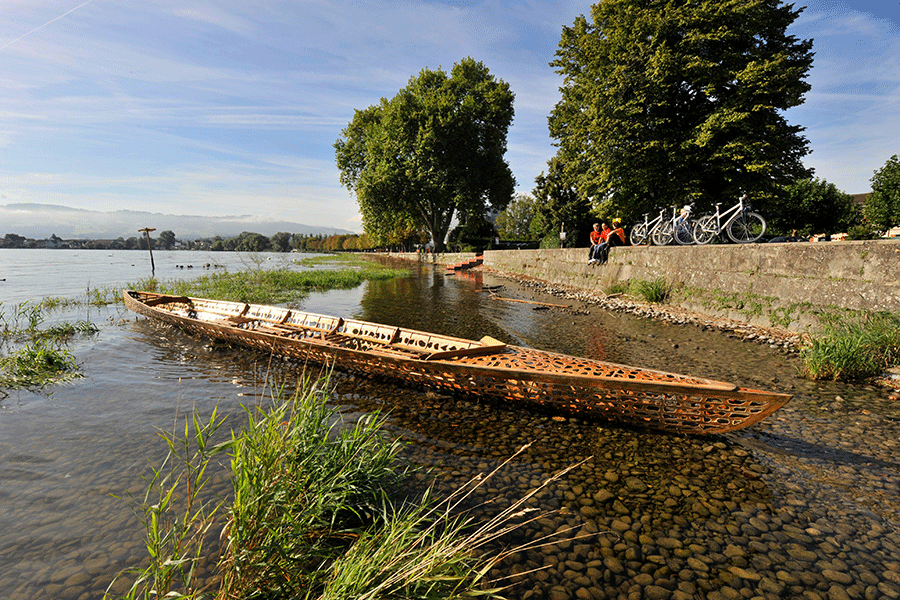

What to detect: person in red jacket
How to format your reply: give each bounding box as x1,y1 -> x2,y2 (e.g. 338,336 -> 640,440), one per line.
588,222 -> 604,262
609,221 -> 626,246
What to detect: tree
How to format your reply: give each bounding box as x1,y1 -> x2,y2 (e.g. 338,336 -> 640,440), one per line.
531,156 -> 594,247
864,155 -> 900,234
769,178 -> 858,236
270,231 -> 292,252
335,57 -> 515,252
548,0 -> 814,222
232,232 -> 271,252
157,230 -> 176,250
495,194 -> 539,240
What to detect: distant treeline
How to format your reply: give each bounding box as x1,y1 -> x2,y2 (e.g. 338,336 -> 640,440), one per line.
1,231 -> 384,252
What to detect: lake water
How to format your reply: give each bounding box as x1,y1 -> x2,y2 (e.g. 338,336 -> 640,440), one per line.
2,249 -> 900,600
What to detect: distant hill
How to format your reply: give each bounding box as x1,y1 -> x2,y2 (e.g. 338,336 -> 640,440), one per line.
0,203 -> 354,240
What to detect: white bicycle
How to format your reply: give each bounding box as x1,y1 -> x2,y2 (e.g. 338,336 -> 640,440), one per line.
692,194 -> 766,244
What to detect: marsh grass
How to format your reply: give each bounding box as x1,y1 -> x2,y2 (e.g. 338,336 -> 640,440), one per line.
632,278 -> 670,303
160,266 -> 407,306
91,256 -> 408,306
0,301 -> 97,392
109,408 -> 232,600
109,374 -> 591,600
801,311 -> 900,381
218,376 -> 408,599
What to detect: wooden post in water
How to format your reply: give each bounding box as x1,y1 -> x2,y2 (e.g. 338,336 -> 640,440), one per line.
139,227 -> 156,276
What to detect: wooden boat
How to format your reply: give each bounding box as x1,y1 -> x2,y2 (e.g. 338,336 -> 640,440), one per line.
124,290 -> 790,434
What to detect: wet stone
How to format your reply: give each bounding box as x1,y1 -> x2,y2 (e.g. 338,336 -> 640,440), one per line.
822,569 -> 853,585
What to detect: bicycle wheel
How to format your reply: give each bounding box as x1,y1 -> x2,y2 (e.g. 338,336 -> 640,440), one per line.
727,211 -> 766,243
674,220 -> 694,245
629,222 -> 648,246
652,222 -> 674,246
693,215 -> 717,245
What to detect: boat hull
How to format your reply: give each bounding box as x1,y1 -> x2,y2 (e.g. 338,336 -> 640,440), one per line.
124,291 -> 790,434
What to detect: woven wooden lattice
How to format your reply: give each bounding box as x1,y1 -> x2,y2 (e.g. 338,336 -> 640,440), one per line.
124,291 -> 790,434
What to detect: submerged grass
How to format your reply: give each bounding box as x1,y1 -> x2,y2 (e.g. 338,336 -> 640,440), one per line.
0,301 -> 97,392
801,311 -> 900,381
110,374 -> 585,600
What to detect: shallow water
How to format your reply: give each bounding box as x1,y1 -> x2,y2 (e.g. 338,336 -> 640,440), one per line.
1,251 -> 899,599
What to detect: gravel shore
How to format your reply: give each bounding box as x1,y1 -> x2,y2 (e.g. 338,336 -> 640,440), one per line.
402,265 -> 900,600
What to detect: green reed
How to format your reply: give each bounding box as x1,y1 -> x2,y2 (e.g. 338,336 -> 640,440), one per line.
108,407 -> 232,600
109,374 -> 587,600
0,301 -> 97,392
801,311 -> 900,381
218,375 -> 408,600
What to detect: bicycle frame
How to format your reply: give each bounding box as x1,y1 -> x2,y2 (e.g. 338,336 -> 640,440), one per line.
707,195 -> 749,233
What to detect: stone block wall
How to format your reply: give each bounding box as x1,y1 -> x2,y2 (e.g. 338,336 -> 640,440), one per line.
482,240 -> 900,331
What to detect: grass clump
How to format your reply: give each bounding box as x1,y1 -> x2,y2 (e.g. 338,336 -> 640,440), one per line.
110,374 -> 580,600
160,265 -> 406,306
0,301 -> 97,392
801,311 -> 900,381
632,278 -> 670,303
604,280 -> 630,296
0,341 -> 83,390
219,378 -> 407,599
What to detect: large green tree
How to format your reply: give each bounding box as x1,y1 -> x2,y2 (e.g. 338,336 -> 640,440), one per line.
770,178 -> 858,237
864,155 -> 900,233
548,0 -> 814,222
335,58 -> 515,252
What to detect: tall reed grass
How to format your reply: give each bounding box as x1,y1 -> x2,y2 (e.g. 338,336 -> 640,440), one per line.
109,374 -> 590,600
801,311 -> 900,381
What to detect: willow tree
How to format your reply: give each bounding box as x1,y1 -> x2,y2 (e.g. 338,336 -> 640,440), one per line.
548,0 -> 815,221
335,58 -> 515,252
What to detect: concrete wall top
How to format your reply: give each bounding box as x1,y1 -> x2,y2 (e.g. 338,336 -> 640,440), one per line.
479,239 -> 900,330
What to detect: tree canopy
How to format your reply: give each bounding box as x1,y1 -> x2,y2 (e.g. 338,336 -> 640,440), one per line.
864,155 -> 900,233
770,178 -> 858,237
548,0 -> 814,222
334,57 -> 515,252
532,156 -> 595,247
495,194 -> 539,240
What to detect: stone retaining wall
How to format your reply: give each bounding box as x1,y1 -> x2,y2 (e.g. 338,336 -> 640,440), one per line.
389,240 -> 900,332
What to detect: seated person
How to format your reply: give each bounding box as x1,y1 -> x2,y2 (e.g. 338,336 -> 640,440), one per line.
608,221 -> 626,247
590,222 -> 613,264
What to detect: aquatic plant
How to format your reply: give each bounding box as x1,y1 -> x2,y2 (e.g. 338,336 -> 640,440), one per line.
109,374 -> 588,600
0,302 -> 96,392
108,407 -> 231,600
801,310 -> 900,381
0,340 -> 83,390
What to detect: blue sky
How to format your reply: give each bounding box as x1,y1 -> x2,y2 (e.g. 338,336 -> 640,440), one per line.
1,0 -> 897,233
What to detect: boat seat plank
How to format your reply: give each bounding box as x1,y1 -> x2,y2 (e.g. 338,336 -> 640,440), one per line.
425,336 -> 506,360
144,295 -> 191,307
